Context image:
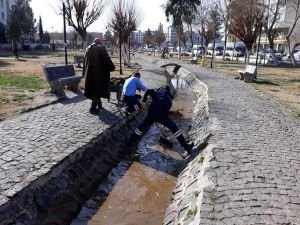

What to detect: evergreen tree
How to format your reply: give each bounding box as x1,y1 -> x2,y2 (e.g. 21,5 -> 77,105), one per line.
43,31 -> 50,44
6,13 -> 22,40
143,29 -> 154,47
38,16 -> 44,43
0,22 -> 7,43
154,23 -> 166,47
6,0 -> 36,39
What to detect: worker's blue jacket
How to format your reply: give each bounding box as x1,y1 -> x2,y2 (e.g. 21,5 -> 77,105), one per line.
142,86 -> 173,119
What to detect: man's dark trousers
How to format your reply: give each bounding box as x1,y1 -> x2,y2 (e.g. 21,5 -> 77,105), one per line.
123,94 -> 142,113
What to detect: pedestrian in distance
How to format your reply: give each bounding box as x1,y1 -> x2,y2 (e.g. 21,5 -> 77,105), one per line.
128,85 -> 194,158
12,38 -> 19,59
83,38 -> 116,114
122,72 -> 147,114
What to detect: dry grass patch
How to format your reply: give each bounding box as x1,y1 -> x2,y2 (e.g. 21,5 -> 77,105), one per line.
211,60 -> 300,117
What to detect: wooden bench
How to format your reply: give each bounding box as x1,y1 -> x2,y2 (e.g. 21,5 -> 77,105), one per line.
43,64 -> 83,95
190,56 -> 198,64
238,65 -> 257,83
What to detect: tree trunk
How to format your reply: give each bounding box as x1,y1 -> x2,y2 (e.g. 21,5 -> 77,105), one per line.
269,38 -> 279,65
178,30 -> 181,60
121,43 -> 129,66
246,48 -> 251,64
287,38 -> 298,66
223,29 -> 228,61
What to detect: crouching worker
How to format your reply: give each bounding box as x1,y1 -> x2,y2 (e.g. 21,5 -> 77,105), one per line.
128,85 -> 194,157
122,72 -> 147,114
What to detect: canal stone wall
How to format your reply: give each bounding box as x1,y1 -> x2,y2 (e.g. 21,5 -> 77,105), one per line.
0,101 -> 145,225
163,66 -> 212,225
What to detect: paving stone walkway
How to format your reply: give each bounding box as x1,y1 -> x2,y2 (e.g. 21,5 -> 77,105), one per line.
183,63 -> 300,224
0,94 -> 122,206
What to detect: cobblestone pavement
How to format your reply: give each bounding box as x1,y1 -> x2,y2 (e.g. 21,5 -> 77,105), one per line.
182,63 -> 300,224
0,93 -> 123,206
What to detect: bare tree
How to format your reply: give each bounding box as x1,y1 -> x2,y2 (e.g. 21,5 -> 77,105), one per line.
59,0 -> 105,48
195,0 -> 222,56
219,0 -> 231,60
286,0 -> 300,66
263,0 -> 281,65
228,0 -> 265,63
184,14 -> 196,47
143,29 -> 154,47
108,0 -> 142,72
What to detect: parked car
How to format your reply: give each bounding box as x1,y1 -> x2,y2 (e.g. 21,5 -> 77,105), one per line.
193,46 -> 205,56
258,49 -> 283,60
207,46 -> 224,56
283,49 -> 300,61
225,46 -> 245,57
293,50 -> 300,61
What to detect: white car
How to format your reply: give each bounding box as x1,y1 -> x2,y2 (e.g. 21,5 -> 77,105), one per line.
259,49 -> 283,60
282,50 -> 300,61
225,47 -> 244,57
293,50 -> 300,61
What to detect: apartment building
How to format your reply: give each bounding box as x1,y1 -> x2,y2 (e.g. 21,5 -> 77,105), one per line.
0,0 -> 16,25
260,0 -> 300,52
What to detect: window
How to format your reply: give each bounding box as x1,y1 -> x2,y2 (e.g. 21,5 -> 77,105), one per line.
1,12 -> 4,21
0,0 -> 3,8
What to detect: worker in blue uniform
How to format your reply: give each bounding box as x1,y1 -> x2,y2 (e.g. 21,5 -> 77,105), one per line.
128,85 -> 194,156
122,72 -> 147,114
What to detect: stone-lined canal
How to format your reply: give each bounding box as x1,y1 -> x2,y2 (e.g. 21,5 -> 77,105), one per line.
71,77 -> 196,225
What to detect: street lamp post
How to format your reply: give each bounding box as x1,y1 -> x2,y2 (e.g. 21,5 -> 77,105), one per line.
119,30 -> 123,75
210,31 -> 216,68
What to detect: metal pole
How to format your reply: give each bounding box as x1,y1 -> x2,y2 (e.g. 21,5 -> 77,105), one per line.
119,30 -> 123,75
128,34 -> 130,63
63,3 -> 68,65
210,33 -> 216,68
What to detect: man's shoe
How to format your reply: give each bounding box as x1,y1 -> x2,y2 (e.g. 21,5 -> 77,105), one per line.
121,106 -> 129,116
89,108 -> 99,115
185,142 -> 195,154
97,102 -> 103,109
180,151 -> 190,159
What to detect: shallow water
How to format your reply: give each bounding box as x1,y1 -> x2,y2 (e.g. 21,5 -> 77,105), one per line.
71,84 -> 195,225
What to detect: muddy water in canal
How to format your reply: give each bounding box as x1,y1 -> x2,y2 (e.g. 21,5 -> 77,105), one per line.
71,80 -> 195,225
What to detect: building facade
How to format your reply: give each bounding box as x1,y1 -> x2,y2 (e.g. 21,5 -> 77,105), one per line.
133,30 -> 144,47
0,0 -> 15,25
260,0 -> 300,53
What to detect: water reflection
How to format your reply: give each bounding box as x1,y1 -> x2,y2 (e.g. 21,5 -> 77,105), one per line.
171,77 -> 188,89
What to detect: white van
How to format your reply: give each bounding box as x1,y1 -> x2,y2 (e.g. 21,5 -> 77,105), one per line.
225,42 -> 246,57
207,43 -> 224,56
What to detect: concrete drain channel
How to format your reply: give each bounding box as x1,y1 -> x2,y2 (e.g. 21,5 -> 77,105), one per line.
70,76 -> 196,225
0,65 -> 209,225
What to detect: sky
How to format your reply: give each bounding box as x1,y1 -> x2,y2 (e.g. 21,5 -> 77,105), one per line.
30,0 -> 170,33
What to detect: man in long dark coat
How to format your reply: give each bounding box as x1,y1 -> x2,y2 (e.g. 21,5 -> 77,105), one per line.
83,38 -> 115,114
